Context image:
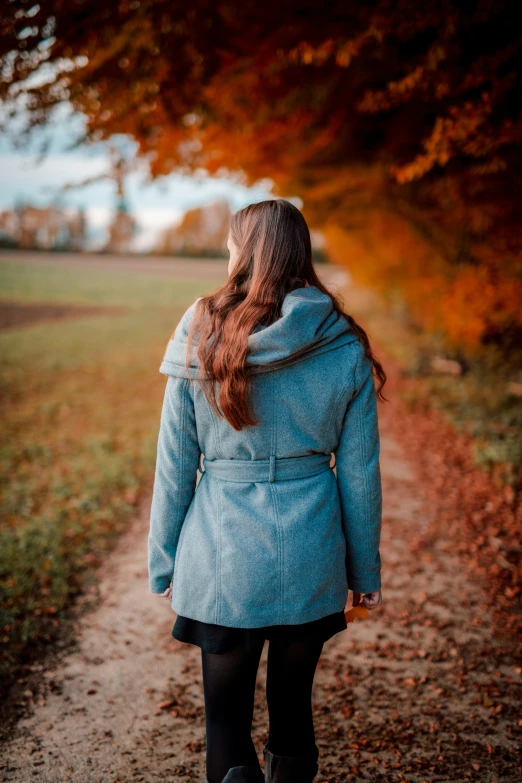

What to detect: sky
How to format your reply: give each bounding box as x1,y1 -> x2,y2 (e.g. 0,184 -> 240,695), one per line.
0,108 -> 275,251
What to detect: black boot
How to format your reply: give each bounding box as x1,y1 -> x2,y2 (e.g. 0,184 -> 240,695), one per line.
262,743 -> 319,783
204,764 -> 265,783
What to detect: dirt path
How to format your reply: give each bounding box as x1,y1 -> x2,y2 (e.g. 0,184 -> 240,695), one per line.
2,383 -> 520,783
0,300 -> 128,330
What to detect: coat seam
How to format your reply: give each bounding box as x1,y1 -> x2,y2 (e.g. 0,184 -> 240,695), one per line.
209,395 -> 225,459
354,350 -> 372,586
271,482 -> 284,624
179,379 -> 188,585
332,346 -> 358,548
332,372 -> 353,445
216,483 -> 222,624
168,378 -> 187,589
333,345 -> 366,592
335,342 -> 360,413
209,384 -> 224,623
270,373 -> 284,624
331,342 -> 362,457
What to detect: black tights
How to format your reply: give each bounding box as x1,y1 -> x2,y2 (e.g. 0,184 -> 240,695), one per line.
201,636 -> 324,783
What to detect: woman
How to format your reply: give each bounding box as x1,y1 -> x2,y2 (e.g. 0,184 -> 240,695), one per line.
148,199 -> 385,783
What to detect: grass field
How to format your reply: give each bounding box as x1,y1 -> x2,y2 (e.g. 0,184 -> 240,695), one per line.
0,255 -> 224,686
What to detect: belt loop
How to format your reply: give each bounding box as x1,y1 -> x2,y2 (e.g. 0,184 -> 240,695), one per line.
200,454 -> 206,474
269,454 -> 276,482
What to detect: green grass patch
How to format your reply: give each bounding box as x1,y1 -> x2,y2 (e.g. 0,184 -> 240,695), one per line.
0,256 -> 223,689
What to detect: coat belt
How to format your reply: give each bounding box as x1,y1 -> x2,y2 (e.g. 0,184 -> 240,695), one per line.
201,453 -> 333,483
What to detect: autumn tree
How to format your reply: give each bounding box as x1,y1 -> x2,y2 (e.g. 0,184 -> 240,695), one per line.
2,1 -> 521,348
155,201 -> 231,257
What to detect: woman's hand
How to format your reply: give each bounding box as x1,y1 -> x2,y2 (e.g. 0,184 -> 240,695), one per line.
352,589 -> 382,609
161,583 -> 172,601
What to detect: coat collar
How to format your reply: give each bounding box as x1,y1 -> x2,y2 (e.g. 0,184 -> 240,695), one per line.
160,285 -> 359,379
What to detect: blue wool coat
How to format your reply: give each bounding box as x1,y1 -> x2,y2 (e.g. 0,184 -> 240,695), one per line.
147,285 -> 382,627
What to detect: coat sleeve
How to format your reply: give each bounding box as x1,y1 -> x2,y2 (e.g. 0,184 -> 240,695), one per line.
148,375 -> 201,594
334,345 -> 382,595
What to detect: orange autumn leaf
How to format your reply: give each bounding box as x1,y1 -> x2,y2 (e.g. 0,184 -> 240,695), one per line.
345,605 -> 369,623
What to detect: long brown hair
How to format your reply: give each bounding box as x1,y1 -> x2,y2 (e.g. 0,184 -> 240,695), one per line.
186,199 -> 387,430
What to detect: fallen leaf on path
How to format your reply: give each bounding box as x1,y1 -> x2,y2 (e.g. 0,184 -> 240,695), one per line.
345,606 -> 369,623
157,698 -> 176,710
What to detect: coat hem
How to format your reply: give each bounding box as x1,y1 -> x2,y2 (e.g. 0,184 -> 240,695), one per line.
170,595 -> 348,629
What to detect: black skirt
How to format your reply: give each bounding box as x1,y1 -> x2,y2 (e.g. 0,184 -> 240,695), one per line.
172,610 -> 348,654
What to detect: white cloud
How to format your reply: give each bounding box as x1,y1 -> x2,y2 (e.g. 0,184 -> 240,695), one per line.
0,153 -> 113,208
135,207 -> 182,230
132,207 -> 183,252
82,205 -> 184,252
0,150 -> 274,216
